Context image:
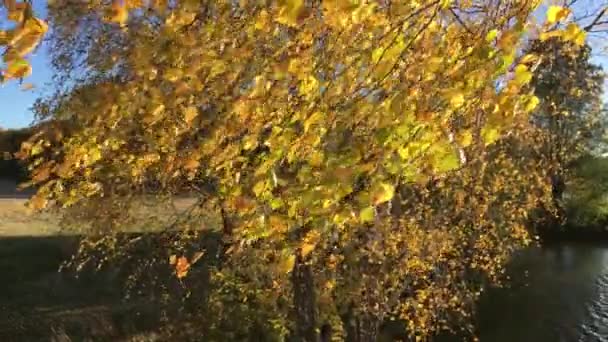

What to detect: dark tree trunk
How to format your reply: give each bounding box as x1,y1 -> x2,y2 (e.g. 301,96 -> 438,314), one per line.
320,323 -> 332,342
551,172 -> 566,223
341,304 -> 358,342
340,304 -> 380,342
551,173 -> 565,204
356,314 -> 380,342
292,251 -> 318,342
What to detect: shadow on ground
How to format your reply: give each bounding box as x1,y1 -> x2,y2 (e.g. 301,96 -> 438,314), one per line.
0,179 -> 35,199
0,235 -> 166,341
0,179 -> 219,341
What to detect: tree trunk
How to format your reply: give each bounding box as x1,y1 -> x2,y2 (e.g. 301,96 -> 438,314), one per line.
340,304 -> 380,342
356,314 -> 380,342
320,323 -> 332,342
550,172 -> 566,224
292,251 -> 318,342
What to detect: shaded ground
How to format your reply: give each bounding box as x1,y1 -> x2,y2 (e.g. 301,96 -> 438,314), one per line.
2,235 -> 112,341
0,179 -> 36,199
0,239 -> 197,342
0,233 -> 173,341
0,180 -> 202,341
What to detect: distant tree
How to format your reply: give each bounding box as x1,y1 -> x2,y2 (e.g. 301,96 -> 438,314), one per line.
527,38 -> 605,220
564,155 -> 608,228
0,127 -> 32,180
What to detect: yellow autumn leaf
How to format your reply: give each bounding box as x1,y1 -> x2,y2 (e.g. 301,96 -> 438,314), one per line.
372,182 -> 395,205
299,75 -> 319,97
31,167 -> 51,182
4,58 -> 32,79
448,92 -> 465,108
209,60 -> 228,79
108,0 -> 129,26
513,64 -> 532,85
301,242 -> 315,258
300,230 -> 320,257
539,30 -> 562,41
255,9 -> 271,31
546,6 -> 570,24
26,17 -> 49,34
458,130 -> 473,147
28,194 -> 48,211
304,111 -> 323,132
7,6 -> 25,23
308,150 -> 324,167
563,23 -> 586,46
276,0 -> 305,27
519,53 -> 538,65
481,127 -> 500,145
12,33 -> 41,57
372,47 -> 384,64
524,95 -> 540,113
485,29 -> 498,42
175,256 -> 190,279
184,105 -> 198,124
360,206 -> 375,223
278,254 -> 295,274
0,30 -> 9,45
88,146 -> 102,163
163,68 -> 182,82
183,157 -> 200,171
253,180 -> 267,197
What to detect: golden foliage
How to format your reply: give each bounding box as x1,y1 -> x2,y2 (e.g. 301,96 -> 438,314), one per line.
14,0 -> 587,339
0,1 -> 47,83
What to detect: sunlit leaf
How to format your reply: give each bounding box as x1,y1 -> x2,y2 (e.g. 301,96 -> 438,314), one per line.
5,58 -> 31,79
107,0 -> 129,26
546,6 -> 570,24
563,23 -> 586,46
183,105 -> 198,124
513,64 -> 532,85
360,206 -> 375,223
278,254 -> 295,274
276,0 -> 306,27
485,29 -> 498,42
175,256 -> 190,279
372,182 -> 395,205
524,95 -> 540,112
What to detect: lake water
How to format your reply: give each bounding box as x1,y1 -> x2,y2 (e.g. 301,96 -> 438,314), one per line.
470,242 -> 608,342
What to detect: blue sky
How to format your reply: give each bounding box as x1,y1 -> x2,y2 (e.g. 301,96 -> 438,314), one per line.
0,45 -> 53,129
0,0 -> 51,129
0,2 -> 607,129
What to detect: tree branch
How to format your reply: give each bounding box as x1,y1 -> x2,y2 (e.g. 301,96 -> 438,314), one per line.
449,8 -> 474,35
584,7 -> 607,32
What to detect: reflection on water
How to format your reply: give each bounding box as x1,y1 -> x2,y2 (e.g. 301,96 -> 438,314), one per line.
472,243 -> 608,342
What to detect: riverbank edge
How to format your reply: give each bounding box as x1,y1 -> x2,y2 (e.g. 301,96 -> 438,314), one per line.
537,225 -> 608,244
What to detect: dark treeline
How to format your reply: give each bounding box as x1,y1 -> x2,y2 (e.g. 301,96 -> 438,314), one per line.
0,127 -> 32,182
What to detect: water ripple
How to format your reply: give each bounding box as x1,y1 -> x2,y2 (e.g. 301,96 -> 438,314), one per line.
579,271 -> 608,341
